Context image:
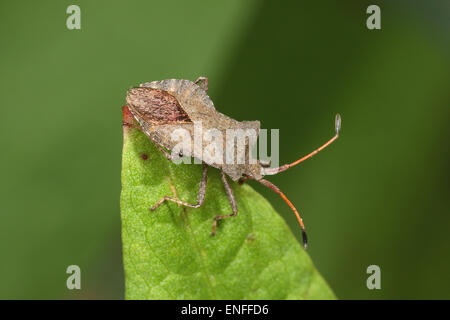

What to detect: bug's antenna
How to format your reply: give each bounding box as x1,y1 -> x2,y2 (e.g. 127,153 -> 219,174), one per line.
256,178 -> 308,249
263,114 -> 341,175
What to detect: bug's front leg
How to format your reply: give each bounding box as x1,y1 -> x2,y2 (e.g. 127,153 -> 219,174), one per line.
211,171 -> 238,236
150,163 -> 208,211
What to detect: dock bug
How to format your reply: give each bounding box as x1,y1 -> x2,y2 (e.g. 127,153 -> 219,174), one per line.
123,77 -> 341,248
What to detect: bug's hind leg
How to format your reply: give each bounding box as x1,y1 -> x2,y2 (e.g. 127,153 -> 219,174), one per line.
211,171 -> 238,236
150,163 -> 208,211
194,76 -> 208,92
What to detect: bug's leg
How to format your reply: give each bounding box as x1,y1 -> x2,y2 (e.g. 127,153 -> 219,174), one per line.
255,178 -> 308,249
194,76 -> 208,92
263,114 -> 341,175
150,163 -> 208,211
211,171 -> 238,236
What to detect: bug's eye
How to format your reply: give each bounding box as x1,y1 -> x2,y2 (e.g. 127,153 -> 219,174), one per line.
259,159 -> 271,168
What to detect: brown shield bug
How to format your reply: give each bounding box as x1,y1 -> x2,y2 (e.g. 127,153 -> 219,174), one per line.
123,77 -> 341,248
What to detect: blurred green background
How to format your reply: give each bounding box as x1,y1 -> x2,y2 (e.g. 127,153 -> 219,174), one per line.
1,0 -> 449,299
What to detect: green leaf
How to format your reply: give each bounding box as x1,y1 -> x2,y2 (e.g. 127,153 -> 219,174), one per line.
120,126 -> 336,300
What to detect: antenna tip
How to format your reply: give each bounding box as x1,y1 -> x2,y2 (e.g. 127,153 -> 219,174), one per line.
302,230 -> 308,249
335,114 -> 341,135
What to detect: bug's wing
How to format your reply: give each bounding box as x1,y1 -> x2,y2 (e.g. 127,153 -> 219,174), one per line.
141,79 -> 216,111
150,123 -> 195,157
126,87 -> 192,126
